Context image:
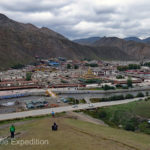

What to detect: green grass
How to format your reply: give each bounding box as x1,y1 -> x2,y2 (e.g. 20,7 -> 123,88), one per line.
88,99 -> 150,118
0,112 -> 66,125
0,115 -> 150,150
101,99 -> 150,118
84,99 -> 150,134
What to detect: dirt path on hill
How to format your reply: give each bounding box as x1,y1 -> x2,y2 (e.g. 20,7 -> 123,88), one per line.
66,111 -> 108,126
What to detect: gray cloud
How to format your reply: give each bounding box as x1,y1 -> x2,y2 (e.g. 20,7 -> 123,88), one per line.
0,0 -> 71,12
0,0 -> 150,39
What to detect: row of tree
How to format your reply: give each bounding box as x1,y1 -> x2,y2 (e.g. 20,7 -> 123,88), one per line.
117,64 -> 141,71
91,92 -> 145,103
67,64 -> 79,69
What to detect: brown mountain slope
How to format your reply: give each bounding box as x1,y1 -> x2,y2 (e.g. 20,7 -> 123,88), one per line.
93,37 -> 150,60
0,14 -> 133,69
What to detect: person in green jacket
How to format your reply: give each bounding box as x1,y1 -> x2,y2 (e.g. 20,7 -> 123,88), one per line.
10,124 -> 15,138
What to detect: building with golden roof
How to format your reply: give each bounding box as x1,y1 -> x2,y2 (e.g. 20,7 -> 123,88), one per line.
81,68 -> 99,80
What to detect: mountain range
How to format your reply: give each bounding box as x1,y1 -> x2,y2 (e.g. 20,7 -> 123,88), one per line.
73,36 -> 150,60
1,13 -> 150,70
0,13 -> 135,70
73,36 -> 150,45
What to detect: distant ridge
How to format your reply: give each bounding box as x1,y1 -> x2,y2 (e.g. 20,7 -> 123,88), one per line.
74,36 -> 150,44
74,36 -> 150,60
124,37 -> 142,42
73,37 -> 101,45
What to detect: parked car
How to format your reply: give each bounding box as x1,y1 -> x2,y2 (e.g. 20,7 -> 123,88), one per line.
88,103 -> 94,107
61,98 -> 68,103
36,103 -> 45,108
57,100 -> 61,103
27,103 -> 35,109
50,104 -> 59,108
43,101 -> 49,107
26,100 -> 49,109
72,104 -> 78,108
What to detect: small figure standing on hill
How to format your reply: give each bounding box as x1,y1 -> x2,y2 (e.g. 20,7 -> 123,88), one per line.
51,111 -> 55,117
10,124 -> 15,138
52,122 -> 58,131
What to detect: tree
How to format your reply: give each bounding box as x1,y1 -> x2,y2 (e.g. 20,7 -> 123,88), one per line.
99,111 -> 107,118
116,75 -> 124,79
136,92 -> 144,97
127,78 -> 132,88
74,65 -> 79,69
124,120 -> 136,131
128,64 -> 140,69
117,64 -> 140,71
11,63 -> 25,69
26,72 -> 32,81
144,62 -> 150,67
67,64 -> 71,69
117,66 -> 128,71
85,63 -> 98,67
125,94 -> 134,99
102,85 -> 115,90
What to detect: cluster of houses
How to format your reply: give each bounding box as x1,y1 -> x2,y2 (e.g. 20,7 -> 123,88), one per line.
1,57 -> 150,90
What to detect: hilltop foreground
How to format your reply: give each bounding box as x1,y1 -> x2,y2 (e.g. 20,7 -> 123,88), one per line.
0,115 -> 150,150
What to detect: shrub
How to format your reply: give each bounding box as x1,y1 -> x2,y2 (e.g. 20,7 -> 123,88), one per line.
101,98 -> 109,102
102,85 -> 115,90
61,80 -> 68,83
116,75 -> 124,79
136,92 -> 144,97
90,98 -> 100,103
117,64 -> 140,71
99,111 -> 107,118
124,122 -> 135,131
26,72 -> 32,81
109,95 -> 124,101
67,64 -> 71,69
146,91 -> 149,96
127,78 -> 132,88
144,62 -> 150,67
80,99 -> 86,104
67,98 -> 79,104
139,122 -> 150,134
128,64 -> 140,70
85,63 -> 98,67
74,65 -> 79,69
11,63 -> 25,69
117,66 -> 128,71
116,84 -> 122,88
125,94 -> 134,99
85,79 -> 101,84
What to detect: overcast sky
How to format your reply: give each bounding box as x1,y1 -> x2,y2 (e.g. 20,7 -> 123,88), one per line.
0,0 -> 150,39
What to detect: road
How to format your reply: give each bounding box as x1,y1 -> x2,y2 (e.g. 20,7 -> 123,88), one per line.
0,97 -> 145,121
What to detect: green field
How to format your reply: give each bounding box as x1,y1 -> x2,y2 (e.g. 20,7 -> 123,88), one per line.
98,99 -> 150,118
0,114 -> 150,150
84,99 -> 150,134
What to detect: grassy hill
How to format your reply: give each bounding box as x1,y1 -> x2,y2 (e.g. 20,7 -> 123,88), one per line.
0,114 -> 150,150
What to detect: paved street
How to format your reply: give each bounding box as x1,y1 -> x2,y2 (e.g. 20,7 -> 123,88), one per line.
0,97 -> 145,121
